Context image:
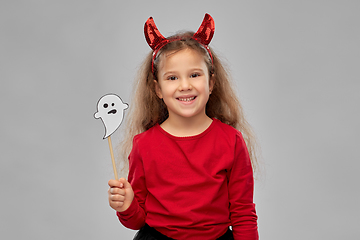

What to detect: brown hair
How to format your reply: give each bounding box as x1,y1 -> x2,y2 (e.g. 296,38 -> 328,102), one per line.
118,31 -> 260,176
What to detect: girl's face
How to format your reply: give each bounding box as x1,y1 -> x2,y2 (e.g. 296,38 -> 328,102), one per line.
155,48 -> 214,122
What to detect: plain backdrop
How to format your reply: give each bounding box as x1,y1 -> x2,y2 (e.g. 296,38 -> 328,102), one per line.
1,1 -> 359,239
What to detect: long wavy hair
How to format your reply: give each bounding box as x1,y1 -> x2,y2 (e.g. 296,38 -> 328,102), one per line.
118,31 -> 260,177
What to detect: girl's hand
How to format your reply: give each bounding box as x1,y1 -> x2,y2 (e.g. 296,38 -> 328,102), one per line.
108,178 -> 134,212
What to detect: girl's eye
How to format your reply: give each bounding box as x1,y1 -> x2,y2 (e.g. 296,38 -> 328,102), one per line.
167,76 -> 177,81
190,73 -> 200,78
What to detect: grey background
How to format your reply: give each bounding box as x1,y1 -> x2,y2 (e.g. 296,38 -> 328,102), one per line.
1,1 -> 359,239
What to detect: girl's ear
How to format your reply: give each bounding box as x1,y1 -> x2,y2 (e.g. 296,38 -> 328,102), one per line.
209,74 -> 215,94
154,80 -> 163,99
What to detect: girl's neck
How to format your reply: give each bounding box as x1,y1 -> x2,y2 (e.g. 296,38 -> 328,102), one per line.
160,114 -> 213,137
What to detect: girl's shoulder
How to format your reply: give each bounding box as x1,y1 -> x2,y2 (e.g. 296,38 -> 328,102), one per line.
213,118 -> 241,136
213,119 -> 246,146
132,124 -> 161,144
212,120 -> 249,157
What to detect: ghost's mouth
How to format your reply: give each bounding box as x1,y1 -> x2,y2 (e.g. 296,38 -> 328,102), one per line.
108,109 -> 117,114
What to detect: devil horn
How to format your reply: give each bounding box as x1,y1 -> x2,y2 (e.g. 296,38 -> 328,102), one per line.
192,13 -> 215,46
144,17 -> 168,50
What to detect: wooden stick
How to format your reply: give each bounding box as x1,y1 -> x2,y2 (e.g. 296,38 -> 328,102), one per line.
107,136 -> 118,180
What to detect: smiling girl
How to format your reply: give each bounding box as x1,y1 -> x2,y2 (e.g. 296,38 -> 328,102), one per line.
108,14 -> 259,240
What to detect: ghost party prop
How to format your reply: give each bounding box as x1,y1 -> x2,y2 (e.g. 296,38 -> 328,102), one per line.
94,94 -> 129,139
94,94 -> 128,179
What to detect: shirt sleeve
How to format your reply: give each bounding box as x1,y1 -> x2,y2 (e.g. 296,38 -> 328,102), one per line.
227,132 -> 259,240
116,136 -> 147,230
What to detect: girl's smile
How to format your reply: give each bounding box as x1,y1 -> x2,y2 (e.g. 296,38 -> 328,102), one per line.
155,48 -> 214,122
177,96 -> 196,102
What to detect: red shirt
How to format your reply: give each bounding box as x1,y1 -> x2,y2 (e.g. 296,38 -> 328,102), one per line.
117,119 -> 258,240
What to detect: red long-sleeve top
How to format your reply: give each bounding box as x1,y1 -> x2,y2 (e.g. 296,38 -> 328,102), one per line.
117,119 -> 258,239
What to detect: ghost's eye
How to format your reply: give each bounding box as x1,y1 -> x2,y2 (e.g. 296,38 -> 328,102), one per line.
112,103 -> 115,106
103,103 -> 108,108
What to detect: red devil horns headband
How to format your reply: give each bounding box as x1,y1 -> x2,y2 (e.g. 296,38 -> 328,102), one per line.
144,13 -> 215,77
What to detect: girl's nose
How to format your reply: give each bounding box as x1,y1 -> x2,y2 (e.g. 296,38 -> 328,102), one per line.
178,78 -> 192,91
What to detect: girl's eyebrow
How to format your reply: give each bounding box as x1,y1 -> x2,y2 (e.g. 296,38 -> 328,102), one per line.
190,68 -> 205,72
161,68 -> 205,77
162,71 -> 178,77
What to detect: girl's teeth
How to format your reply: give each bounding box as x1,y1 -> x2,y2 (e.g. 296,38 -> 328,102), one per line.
178,97 -> 195,102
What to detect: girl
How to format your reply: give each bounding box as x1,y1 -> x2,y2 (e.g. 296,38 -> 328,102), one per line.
108,14 -> 259,240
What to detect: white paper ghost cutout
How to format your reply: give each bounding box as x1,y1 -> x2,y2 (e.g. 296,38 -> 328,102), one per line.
94,94 -> 128,139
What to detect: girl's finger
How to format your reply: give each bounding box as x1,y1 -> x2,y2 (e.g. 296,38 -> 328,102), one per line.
110,187 -> 125,195
110,194 -> 125,202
